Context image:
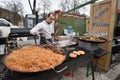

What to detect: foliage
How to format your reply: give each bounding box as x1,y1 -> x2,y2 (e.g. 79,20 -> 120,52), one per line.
60,0 -> 90,14
2,0 -> 24,16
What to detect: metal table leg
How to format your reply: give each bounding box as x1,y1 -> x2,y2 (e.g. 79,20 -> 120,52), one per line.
91,61 -> 95,80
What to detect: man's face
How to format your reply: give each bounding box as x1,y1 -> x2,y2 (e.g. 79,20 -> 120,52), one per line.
46,14 -> 55,24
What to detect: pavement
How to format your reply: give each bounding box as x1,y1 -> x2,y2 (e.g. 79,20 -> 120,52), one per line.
53,64 -> 120,80
0,39 -> 120,80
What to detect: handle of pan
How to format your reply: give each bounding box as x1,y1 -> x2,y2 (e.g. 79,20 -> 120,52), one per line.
53,65 -> 68,73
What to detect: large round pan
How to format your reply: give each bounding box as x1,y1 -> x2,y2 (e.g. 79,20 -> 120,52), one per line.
79,36 -> 107,43
3,44 -> 68,73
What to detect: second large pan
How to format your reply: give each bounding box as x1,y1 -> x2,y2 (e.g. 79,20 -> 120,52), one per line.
3,44 -> 68,73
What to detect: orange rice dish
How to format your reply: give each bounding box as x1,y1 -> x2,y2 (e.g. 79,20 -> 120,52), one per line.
4,45 -> 65,72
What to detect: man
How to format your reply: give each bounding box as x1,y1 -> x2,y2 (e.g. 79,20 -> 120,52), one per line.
30,13 -> 55,44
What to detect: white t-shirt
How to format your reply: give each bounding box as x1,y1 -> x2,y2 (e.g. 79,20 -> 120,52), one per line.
30,20 -> 54,39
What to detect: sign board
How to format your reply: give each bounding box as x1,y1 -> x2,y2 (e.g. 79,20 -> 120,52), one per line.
27,14 -> 36,18
89,0 -> 117,71
25,14 -> 36,28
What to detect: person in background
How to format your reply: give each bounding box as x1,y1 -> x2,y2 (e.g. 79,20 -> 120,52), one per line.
30,13 -> 55,45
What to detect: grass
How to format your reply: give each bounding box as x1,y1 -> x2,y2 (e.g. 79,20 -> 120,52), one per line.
59,17 -> 86,35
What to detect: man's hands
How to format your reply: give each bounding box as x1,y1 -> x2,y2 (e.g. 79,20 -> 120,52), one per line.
34,31 -> 41,36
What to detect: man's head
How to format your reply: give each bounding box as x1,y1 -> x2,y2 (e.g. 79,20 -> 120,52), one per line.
46,13 -> 55,24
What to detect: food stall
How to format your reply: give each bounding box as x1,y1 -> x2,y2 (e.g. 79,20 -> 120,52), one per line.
0,20 -> 96,80
1,0 -> 120,80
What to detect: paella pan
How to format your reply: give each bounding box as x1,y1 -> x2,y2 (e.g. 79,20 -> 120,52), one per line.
79,36 -> 107,43
3,44 -> 67,73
